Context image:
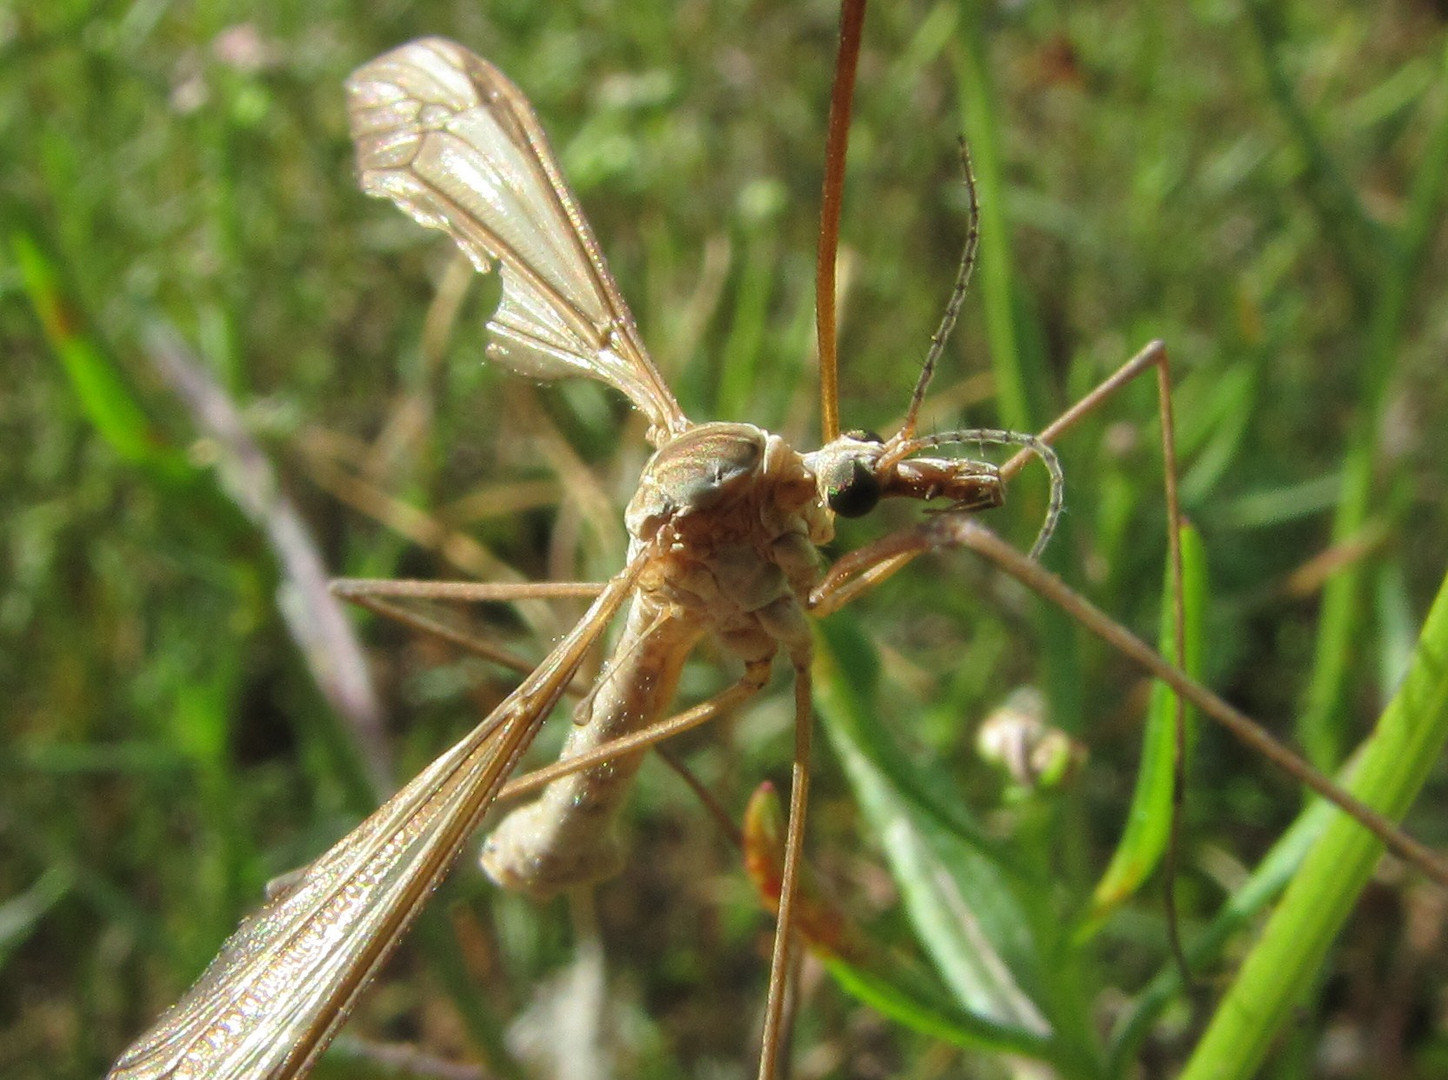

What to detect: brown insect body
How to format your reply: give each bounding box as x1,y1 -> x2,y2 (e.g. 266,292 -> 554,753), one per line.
108,38 -> 1044,1080
483,422 -> 831,897
481,420 -> 1010,898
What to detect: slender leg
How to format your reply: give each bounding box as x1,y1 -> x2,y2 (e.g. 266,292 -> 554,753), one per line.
941,518 -> 1448,888
808,340 -> 1448,891
810,534 -> 932,617
998,339 -> 1169,482
758,654 -> 814,1080
493,660 -> 772,804
1001,338 -> 1190,969
331,577 -> 606,601
332,578 -> 606,694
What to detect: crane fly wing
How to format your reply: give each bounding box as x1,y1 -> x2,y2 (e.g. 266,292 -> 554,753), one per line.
108,558 -> 646,1080
347,38 -> 688,445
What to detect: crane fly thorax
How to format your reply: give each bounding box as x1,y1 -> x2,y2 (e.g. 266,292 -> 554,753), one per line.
626,421 -> 833,660
625,422 -> 827,539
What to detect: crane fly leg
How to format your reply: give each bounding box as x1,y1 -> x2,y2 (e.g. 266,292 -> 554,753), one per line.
943,519 -> 1448,888
494,659 -> 773,803
333,576 -> 780,864
332,577 -> 608,690
810,334 -> 1448,894
757,653 -> 814,1080
330,578 -> 607,602
997,339 -> 1172,483
810,540 -> 929,617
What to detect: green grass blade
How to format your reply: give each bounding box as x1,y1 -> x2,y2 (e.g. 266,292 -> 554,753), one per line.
1084,522 -> 1207,925
1296,39 -> 1448,769
1180,565 -> 1448,1080
11,230 -> 190,483
1105,774 -> 1343,1071
950,17 -> 1032,433
740,779 -> 1063,1059
1243,0 -> 1391,301
818,951 -> 1060,1062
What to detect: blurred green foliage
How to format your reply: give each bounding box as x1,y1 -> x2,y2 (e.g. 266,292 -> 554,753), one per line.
3,1 -> 1447,1078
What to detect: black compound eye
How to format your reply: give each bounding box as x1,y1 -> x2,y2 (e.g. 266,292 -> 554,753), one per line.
825,457 -> 882,518
845,429 -> 884,444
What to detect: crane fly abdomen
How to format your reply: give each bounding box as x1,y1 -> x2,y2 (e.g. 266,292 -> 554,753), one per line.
480,601 -> 706,898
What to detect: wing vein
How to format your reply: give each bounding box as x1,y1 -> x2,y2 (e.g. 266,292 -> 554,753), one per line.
108,553 -> 650,1080
345,38 -> 688,444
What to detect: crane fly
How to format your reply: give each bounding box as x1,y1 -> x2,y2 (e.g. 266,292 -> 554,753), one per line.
107,35 -> 1063,1080
106,29 -> 1448,1080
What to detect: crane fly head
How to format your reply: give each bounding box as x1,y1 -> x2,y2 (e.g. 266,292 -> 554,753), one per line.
805,422 -> 1063,561
804,429 -> 1005,520
807,430 -> 887,518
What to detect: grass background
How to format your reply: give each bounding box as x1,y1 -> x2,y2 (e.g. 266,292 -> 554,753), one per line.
4,1 -> 1448,1077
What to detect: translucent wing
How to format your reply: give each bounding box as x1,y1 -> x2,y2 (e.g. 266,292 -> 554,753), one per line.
107,560 -> 645,1080
347,38 -> 689,445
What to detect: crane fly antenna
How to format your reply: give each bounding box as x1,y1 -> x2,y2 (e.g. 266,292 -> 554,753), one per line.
816,0 -> 866,445
900,139 -> 981,441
